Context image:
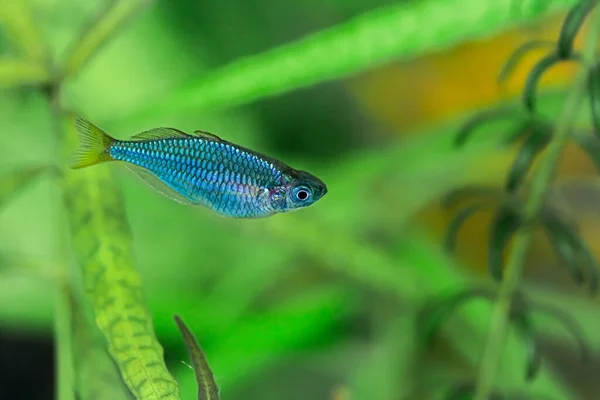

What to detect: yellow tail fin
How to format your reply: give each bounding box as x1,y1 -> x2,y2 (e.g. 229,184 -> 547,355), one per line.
69,117 -> 116,169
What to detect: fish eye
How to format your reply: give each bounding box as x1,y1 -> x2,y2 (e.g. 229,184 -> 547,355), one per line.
292,186 -> 312,202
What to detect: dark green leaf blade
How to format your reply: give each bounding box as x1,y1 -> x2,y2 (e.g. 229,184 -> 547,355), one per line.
558,0 -> 599,58
174,316 -> 220,400
588,62 -> 600,137
419,288 -> 495,344
498,40 -> 556,85
531,302 -> 591,364
454,108 -> 520,147
523,53 -> 571,112
510,310 -> 541,381
506,127 -> 552,193
488,207 -> 522,281
541,213 -> 586,286
543,213 -> 599,294
445,203 -> 490,253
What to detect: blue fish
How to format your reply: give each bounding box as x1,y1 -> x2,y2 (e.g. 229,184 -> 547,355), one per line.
68,118 -> 327,218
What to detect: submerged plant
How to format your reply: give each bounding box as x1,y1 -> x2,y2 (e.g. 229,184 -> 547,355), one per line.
428,0 -> 600,398
0,0 -> 593,399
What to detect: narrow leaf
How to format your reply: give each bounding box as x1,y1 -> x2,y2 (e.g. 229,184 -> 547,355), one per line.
441,185 -> 503,209
54,283 -> 76,400
60,114 -> 180,400
503,117 -> 552,146
0,0 -> 48,62
531,302 -> 591,364
454,108 -> 521,147
121,0 -> 580,120
69,288 -> 135,400
541,213 -> 586,286
419,288 -> 495,344
542,213 -> 599,294
505,127 -> 552,193
349,313 -> 419,400
523,53 -> 569,112
173,316 -> 220,400
488,207 -> 522,281
443,382 -> 506,400
510,310 -> 541,381
0,165 -> 52,211
0,58 -> 51,88
557,0 -> 599,58
571,130 -> 600,171
445,203 -> 490,253
588,62 -> 600,137
62,0 -> 154,79
498,40 -> 556,85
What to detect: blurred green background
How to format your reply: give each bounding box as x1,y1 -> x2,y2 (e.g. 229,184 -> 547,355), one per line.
2,0 -> 600,399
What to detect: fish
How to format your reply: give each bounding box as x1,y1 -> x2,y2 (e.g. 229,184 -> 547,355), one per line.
68,118 -> 327,218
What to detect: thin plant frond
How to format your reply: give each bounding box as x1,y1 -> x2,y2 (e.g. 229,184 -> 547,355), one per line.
62,0 -> 155,79
488,206 -> 522,281
522,52 -> 582,113
60,115 -> 180,400
0,165 -> 54,212
557,0 -> 599,58
445,203 -> 492,253
498,40 -> 557,86
0,58 -> 51,89
118,0 -> 581,122
174,316 -> 220,400
505,126 -> 552,193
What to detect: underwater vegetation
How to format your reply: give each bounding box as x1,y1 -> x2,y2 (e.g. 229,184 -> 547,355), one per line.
2,0 -> 600,399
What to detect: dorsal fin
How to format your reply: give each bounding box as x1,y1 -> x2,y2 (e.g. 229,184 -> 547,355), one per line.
130,127 -> 192,141
193,129 -> 223,141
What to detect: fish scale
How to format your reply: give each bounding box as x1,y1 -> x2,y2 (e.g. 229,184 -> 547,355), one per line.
69,117 -> 327,218
109,138 -> 279,216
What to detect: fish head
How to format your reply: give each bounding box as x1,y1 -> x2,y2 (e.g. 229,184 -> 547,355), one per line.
268,169 -> 328,213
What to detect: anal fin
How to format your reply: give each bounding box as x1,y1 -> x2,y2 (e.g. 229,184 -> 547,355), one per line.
125,164 -> 197,206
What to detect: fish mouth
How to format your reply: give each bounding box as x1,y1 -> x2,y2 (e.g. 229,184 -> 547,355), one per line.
318,184 -> 328,199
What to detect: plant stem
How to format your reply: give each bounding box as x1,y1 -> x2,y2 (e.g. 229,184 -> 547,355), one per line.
54,281 -> 76,400
472,6 -> 600,400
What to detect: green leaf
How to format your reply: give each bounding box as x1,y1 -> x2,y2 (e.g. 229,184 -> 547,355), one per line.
349,312 -> 419,400
122,0 -> 579,121
542,212 -> 599,294
497,40 -> 556,86
445,202 -> 491,254
510,309 -> 541,382
557,0 -> 598,57
522,52 -> 579,113
488,206 -> 522,281
505,125 -> 552,193
55,283 -> 76,400
540,213 -> 586,286
173,316 -> 220,400
529,301 -> 591,365
0,165 -> 52,211
0,58 -> 51,88
69,287 -> 135,400
62,0 -> 155,79
60,114 -> 180,400
419,288 -> 496,344
454,108 -> 522,148
587,61 -> 600,136
0,0 -> 48,62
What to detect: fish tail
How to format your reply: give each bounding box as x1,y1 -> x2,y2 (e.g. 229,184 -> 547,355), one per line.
69,117 -> 116,169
